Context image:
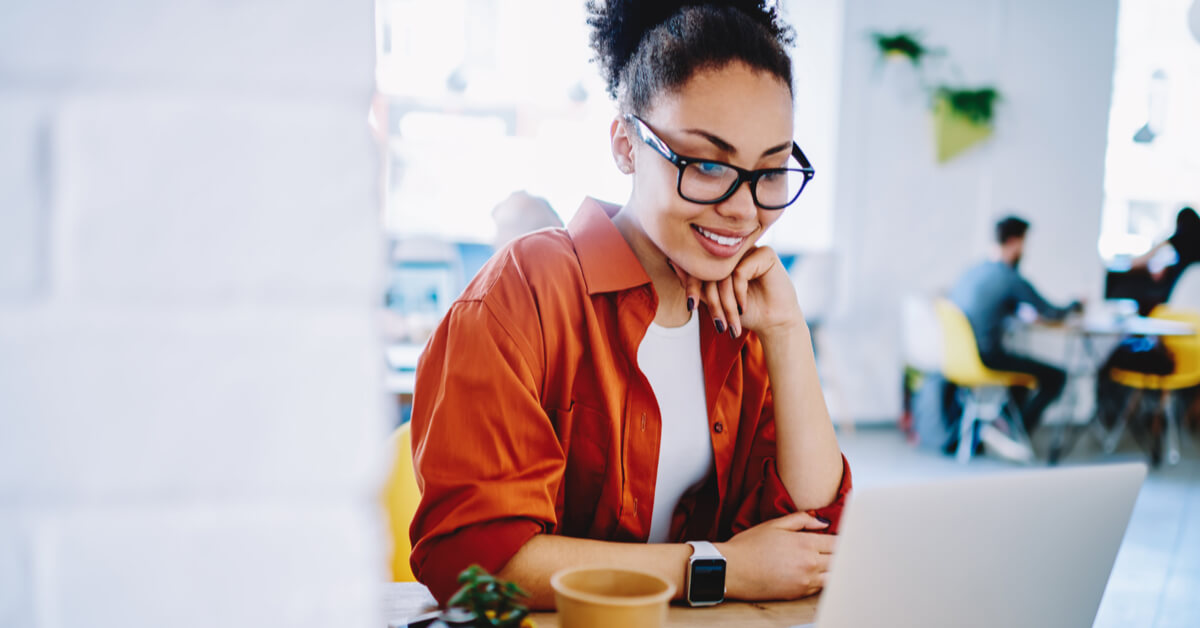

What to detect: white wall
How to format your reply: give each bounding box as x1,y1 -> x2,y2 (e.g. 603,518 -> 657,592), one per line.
0,2 -> 387,627
764,0 -> 846,253
827,0 -> 1119,421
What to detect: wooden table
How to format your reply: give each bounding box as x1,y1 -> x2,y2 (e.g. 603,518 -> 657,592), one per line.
384,582 -> 819,627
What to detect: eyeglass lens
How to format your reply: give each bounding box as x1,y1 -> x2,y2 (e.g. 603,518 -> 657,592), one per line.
680,162 -> 806,208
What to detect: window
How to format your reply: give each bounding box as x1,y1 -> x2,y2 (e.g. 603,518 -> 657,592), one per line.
1100,0 -> 1200,261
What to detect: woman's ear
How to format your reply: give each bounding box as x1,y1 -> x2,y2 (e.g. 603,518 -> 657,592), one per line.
610,117 -> 635,175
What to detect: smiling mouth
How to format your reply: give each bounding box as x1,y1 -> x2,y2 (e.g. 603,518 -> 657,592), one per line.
693,225 -> 749,248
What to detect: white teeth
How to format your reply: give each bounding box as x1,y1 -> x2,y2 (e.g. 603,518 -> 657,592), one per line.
696,226 -> 744,247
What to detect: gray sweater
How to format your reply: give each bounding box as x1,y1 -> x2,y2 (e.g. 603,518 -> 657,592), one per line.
948,260 -> 1073,355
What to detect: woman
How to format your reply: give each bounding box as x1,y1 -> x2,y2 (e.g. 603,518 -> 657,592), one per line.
1129,206 -> 1200,303
409,0 -> 850,609
1096,207 -> 1200,431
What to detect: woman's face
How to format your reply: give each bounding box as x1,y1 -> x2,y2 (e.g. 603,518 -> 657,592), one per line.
623,62 -> 795,282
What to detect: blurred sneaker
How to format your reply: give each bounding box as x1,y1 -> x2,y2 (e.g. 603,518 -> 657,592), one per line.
979,422 -> 1035,463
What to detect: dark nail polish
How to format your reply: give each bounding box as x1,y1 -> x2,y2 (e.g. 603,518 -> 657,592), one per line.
687,297 -> 695,312
715,319 -> 725,334
729,327 -> 737,339
815,515 -> 830,525
737,305 -> 743,315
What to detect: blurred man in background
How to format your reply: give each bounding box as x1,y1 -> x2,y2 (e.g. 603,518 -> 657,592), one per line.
949,216 -> 1082,458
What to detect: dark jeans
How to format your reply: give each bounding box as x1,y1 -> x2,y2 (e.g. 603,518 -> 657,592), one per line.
979,351 -> 1067,433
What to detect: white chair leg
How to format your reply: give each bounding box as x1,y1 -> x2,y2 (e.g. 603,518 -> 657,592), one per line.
1104,389 -> 1141,454
1165,392 -> 1182,466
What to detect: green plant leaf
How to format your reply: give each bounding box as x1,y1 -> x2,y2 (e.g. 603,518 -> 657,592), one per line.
446,564 -> 534,628
934,86 -> 1001,125
872,31 -> 928,64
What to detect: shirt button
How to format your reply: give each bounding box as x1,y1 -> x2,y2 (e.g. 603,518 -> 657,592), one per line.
713,422 -> 724,434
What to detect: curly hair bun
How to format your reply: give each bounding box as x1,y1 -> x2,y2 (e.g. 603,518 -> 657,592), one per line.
587,1 -> 794,102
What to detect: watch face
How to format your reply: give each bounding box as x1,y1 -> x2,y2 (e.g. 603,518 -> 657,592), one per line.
689,558 -> 726,603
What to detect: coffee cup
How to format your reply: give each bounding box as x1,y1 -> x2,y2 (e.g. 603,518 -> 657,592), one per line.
550,566 -> 675,628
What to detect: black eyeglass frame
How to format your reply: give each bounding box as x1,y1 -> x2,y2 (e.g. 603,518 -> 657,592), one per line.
624,114 -> 815,210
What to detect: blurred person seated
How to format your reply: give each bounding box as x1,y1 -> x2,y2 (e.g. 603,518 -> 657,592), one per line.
1105,206 -> 1200,316
948,216 -> 1082,450
491,190 -> 564,247
1096,207 -> 1200,422
1128,206 -> 1200,303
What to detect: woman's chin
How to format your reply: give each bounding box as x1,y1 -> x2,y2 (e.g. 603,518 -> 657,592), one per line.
678,256 -> 740,282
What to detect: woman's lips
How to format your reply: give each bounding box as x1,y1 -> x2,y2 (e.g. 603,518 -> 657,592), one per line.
691,224 -> 749,258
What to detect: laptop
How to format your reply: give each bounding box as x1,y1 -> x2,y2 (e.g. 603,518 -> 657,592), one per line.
797,463 -> 1146,628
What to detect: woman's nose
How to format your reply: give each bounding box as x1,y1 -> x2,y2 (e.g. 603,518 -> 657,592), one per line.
715,180 -> 758,221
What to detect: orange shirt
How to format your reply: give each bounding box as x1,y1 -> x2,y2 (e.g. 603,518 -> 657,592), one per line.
410,198 -> 852,603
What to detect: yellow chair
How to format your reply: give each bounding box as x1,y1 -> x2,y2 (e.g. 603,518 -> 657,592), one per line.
935,299 -> 1037,462
383,422 -> 420,581
1107,306 -> 1200,466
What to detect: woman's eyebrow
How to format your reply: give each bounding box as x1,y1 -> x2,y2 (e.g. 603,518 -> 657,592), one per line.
760,141 -> 792,157
682,128 -> 791,158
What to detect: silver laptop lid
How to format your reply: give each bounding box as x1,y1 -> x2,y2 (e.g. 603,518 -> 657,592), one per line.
814,463 -> 1146,628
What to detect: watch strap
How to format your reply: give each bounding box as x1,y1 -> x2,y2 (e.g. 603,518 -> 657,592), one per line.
687,540 -> 723,560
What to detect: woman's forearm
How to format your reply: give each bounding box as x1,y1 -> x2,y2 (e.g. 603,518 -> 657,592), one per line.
497,535 -> 691,610
1132,240 -> 1168,269
758,322 -> 843,510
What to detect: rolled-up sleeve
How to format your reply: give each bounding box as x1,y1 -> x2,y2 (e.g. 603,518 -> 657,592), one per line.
731,388 -> 853,535
408,297 -> 563,604
734,451 -> 853,534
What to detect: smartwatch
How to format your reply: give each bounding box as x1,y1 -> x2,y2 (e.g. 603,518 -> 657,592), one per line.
685,540 -> 727,606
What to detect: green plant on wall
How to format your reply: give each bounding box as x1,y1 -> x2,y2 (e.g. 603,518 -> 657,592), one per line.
932,87 -> 1000,163
934,87 -> 1000,125
871,31 -> 1002,162
872,31 -> 931,65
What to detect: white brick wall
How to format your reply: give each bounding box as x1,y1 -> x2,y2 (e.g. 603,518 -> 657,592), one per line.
0,97 -> 48,302
0,1 -> 372,92
0,518 -> 34,626
0,2 -> 387,627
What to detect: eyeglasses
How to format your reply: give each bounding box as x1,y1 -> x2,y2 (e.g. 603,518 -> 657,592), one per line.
624,114 -> 815,210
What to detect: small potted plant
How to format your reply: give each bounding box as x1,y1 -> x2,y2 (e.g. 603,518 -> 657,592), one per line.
931,86 -> 1000,162
429,565 -> 535,628
872,31 -> 933,66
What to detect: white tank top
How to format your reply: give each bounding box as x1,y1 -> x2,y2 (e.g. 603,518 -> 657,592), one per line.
637,312 -> 715,543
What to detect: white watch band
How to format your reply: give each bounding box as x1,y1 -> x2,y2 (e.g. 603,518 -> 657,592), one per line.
687,540 -> 723,560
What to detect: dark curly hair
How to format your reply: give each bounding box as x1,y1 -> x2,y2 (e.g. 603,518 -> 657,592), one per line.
586,0 -> 795,114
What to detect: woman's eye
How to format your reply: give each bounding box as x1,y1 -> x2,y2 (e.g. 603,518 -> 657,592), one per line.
696,162 -> 729,177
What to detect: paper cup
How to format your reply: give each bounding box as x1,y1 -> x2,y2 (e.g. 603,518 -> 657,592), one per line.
550,566 -> 675,628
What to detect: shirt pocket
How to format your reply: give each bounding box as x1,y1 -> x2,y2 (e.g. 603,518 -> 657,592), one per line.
553,401 -> 614,538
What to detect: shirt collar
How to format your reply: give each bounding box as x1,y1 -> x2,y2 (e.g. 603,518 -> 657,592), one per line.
567,197 -> 653,295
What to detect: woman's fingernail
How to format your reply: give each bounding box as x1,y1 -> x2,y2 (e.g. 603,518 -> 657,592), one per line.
715,319 -> 726,334
737,305 -> 743,315
687,297 -> 695,312
729,327 -> 737,339
815,515 -> 830,525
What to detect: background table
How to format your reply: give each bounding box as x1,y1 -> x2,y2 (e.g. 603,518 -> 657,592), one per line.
384,582 -> 819,628
1023,315 -> 1196,463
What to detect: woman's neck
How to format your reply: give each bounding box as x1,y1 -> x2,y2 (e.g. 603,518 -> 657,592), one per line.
612,205 -> 691,327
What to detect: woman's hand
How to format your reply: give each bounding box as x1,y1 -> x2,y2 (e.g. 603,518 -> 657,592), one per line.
716,511 -> 835,601
669,246 -> 804,339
